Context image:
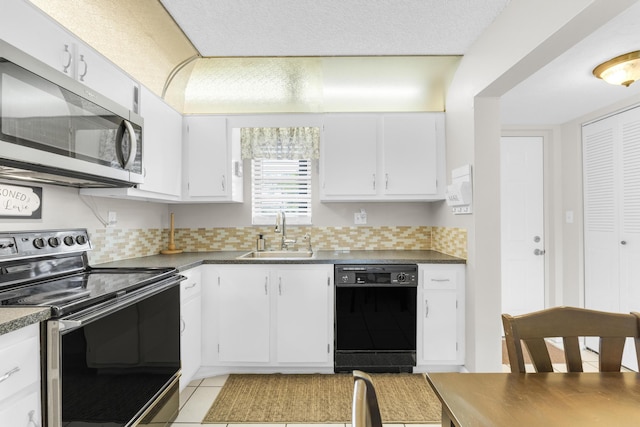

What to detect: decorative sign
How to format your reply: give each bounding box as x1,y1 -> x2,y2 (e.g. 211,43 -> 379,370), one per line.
0,183 -> 42,219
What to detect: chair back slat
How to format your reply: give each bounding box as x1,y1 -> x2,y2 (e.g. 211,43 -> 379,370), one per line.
599,336 -> 627,372
523,338 -> 553,372
502,307 -> 640,373
562,336 -> 583,372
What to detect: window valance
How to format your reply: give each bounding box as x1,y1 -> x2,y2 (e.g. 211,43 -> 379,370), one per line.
240,127 -> 320,160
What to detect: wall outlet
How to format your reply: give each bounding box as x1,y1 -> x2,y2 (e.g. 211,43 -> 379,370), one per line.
354,210 -> 367,225
107,211 -> 117,227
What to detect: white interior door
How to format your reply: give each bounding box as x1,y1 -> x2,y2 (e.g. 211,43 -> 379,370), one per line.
500,136 -> 545,316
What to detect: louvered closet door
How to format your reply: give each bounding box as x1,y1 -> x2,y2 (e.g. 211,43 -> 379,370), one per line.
583,117 -> 619,314
583,106 -> 640,370
618,108 -> 640,317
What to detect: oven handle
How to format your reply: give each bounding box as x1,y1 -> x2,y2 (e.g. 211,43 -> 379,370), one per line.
58,275 -> 183,331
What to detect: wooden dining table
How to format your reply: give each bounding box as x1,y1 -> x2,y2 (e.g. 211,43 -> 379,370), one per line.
426,372 -> 640,427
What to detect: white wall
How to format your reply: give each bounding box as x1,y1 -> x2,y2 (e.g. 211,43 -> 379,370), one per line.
0,182 -> 169,231
441,0 -> 636,372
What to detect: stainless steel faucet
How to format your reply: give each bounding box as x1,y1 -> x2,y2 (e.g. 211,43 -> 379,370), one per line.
275,211 -> 296,250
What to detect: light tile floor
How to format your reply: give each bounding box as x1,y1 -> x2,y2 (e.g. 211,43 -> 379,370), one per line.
171,346 -> 623,427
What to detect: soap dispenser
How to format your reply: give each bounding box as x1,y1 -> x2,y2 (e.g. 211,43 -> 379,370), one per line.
256,234 -> 266,251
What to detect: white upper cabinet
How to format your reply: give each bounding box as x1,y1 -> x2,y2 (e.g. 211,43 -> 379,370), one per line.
183,116 -> 243,202
320,112 -> 445,201
382,114 -> 440,197
321,114 -> 378,197
137,87 -> 182,198
0,0 -> 138,111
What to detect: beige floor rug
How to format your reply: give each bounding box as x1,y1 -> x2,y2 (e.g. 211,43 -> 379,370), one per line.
203,373 -> 441,424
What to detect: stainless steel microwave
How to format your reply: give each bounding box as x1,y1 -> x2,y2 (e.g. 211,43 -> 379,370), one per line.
0,39 -> 143,188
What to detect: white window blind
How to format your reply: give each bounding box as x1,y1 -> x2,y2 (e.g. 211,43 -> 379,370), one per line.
252,159 -> 312,225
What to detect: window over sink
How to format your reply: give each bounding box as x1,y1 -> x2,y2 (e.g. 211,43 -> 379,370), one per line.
241,127 -> 318,225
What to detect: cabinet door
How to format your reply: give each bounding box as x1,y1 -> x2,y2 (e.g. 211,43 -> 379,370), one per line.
180,294 -> 201,389
321,114 -> 378,197
218,268 -> 270,363
276,267 -> 332,363
382,114 -> 438,196
138,86 -> 182,197
185,116 -> 229,198
179,268 -> 202,390
76,44 -> 137,112
0,0 -> 74,76
0,384 -> 41,427
422,289 -> 458,362
419,265 -> 464,365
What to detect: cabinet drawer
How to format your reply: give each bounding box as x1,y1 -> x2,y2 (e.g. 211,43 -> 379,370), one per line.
423,269 -> 457,290
180,269 -> 202,303
0,330 -> 40,402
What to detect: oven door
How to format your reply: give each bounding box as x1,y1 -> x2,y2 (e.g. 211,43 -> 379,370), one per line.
335,284 -> 417,373
46,276 -> 181,427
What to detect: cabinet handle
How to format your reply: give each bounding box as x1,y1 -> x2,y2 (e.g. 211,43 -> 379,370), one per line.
221,175 -> 226,191
184,282 -> 197,290
385,173 -> 389,190
0,366 -> 19,384
372,173 -> 376,190
430,278 -> 451,282
62,44 -> 73,74
265,277 -> 268,295
279,277 -> 282,295
78,54 -> 88,81
180,316 -> 186,334
28,410 -> 40,427
425,299 -> 429,318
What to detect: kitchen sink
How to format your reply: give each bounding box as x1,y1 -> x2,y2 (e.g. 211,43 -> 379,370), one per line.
236,250 -> 316,260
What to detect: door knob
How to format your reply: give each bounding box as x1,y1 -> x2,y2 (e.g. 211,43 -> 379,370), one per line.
534,248 -> 545,256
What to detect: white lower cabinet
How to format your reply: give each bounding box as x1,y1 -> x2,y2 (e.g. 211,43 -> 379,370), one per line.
0,323 -> 41,426
180,267 -> 202,390
275,268 -> 332,364
217,267 -> 271,363
201,264 -> 333,372
416,264 -> 465,368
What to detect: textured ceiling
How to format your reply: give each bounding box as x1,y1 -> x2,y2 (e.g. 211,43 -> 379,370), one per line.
159,0 -> 511,57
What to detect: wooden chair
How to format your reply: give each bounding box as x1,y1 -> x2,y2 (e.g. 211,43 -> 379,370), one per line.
352,370 -> 382,427
502,306 -> 640,373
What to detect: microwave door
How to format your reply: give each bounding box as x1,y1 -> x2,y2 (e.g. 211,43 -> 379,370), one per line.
1,64 -> 73,155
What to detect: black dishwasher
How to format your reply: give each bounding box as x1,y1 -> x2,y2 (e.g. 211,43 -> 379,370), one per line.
334,264 -> 418,373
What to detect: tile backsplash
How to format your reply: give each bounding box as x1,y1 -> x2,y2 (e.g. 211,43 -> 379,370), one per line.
87,226 -> 467,265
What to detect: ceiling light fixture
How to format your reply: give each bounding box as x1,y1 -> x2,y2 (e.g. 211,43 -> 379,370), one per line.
593,51 -> 640,87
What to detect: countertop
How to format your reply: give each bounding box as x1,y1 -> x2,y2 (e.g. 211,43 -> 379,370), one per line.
0,250 -> 464,335
95,249 -> 466,271
0,307 -> 50,336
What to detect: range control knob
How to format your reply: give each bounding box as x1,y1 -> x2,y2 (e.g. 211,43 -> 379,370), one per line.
33,237 -> 46,249
63,236 -> 75,246
48,237 -> 60,248
76,235 -> 88,245
397,272 -> 407,282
